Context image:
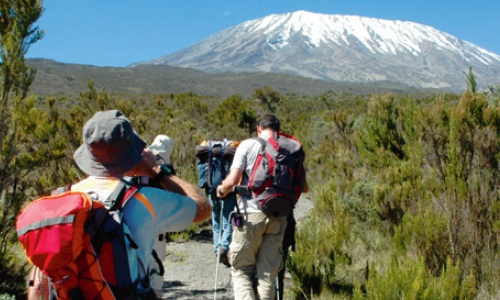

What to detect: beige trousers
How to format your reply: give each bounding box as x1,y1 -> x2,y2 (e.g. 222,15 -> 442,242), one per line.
229,212 -> 287,300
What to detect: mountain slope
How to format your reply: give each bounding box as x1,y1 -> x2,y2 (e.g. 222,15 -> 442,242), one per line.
138,10 -> 500,91
29,59 -> 428,98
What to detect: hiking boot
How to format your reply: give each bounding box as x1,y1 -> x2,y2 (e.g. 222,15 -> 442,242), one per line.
218,247 -> 230,267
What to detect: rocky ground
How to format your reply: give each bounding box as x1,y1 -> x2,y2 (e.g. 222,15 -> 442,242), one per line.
159,197 -> 314,300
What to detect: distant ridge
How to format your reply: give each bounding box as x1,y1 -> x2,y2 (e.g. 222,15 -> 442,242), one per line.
28,59 -> 443,98
137,10 -> 500,91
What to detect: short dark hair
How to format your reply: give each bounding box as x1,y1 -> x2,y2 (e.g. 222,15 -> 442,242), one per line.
258,113 -> 280,132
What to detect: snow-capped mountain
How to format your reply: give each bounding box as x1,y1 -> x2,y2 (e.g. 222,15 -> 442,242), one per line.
136,10 -> 500,91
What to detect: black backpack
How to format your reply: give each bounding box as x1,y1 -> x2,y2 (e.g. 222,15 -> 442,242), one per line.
195,139 -> 239,198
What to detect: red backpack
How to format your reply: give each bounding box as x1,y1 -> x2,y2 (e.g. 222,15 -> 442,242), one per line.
246,132 -> 305,217
16,181 -> 139,299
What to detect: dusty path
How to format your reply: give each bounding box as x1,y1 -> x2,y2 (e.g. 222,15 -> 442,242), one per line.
158,197 -> 313,300
161,232 -> 234,299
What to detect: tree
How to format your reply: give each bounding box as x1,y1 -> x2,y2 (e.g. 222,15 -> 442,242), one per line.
253,86 -> 281,113
466,66 -> 477,94
210,94 -> 257,138
0,0 -> 44,296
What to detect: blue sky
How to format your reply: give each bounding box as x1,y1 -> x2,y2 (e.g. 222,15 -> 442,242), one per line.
27,0 -> 500,67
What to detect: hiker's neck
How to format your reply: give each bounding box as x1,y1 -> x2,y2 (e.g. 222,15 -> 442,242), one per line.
257,128 -> 276,140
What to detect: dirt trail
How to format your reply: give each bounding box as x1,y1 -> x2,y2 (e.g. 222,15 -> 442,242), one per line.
158,197 -> 313,300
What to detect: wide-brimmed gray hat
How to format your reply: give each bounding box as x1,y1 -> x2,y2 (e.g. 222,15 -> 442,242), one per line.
74,110 -> 147,177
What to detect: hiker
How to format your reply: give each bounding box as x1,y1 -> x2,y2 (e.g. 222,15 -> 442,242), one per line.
216,113 -> 308,300
195,139 -> 239,267
146,134 -> 177,297
71,110 -> 211,296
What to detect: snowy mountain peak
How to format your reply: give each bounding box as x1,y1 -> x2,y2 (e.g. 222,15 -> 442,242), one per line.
238,11 -> 500,64
138,10 -> 500,91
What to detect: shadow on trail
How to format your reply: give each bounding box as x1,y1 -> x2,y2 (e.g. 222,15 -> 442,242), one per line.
163,280 -> 231,300
191,228 -> 214,243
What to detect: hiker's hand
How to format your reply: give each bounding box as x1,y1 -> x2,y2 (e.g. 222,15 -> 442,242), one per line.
125,149 -> 160,178
141,149 -> 158,169
216,185 -> 228,199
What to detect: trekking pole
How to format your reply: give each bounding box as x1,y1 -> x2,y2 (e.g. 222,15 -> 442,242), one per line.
276,276 -> 281,300
276,251 -> 287,300
214,199 -> 225,300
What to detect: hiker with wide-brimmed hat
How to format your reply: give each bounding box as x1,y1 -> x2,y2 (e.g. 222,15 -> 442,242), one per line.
72,109 -> 211,297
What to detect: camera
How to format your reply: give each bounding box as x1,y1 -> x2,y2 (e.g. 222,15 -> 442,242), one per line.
232,213 -> 243,227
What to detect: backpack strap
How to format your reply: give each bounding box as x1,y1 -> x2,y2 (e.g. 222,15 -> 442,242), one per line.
254,136 -> 266,150
86,180 -> 141,297
220,142 -> 228,180
150,249 -> 165,277
50,184 -> 72,196
105,180 -> 128,210
242,137 -> 268,184
86,179 -> 139,248
206,141 -> 214,188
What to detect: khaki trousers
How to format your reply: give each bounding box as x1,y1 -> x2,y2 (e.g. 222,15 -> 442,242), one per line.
228,212 -> 287,300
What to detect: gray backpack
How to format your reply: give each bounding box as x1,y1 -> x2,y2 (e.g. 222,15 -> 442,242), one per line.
246,132 -> 305,217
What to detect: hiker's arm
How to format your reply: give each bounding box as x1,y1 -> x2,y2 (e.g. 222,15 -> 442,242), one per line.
126,150 -> 211,223
217,167 -> 244,198
302,180 -> 309,193
301,168 -> 309,193
157,174 -> 211,223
